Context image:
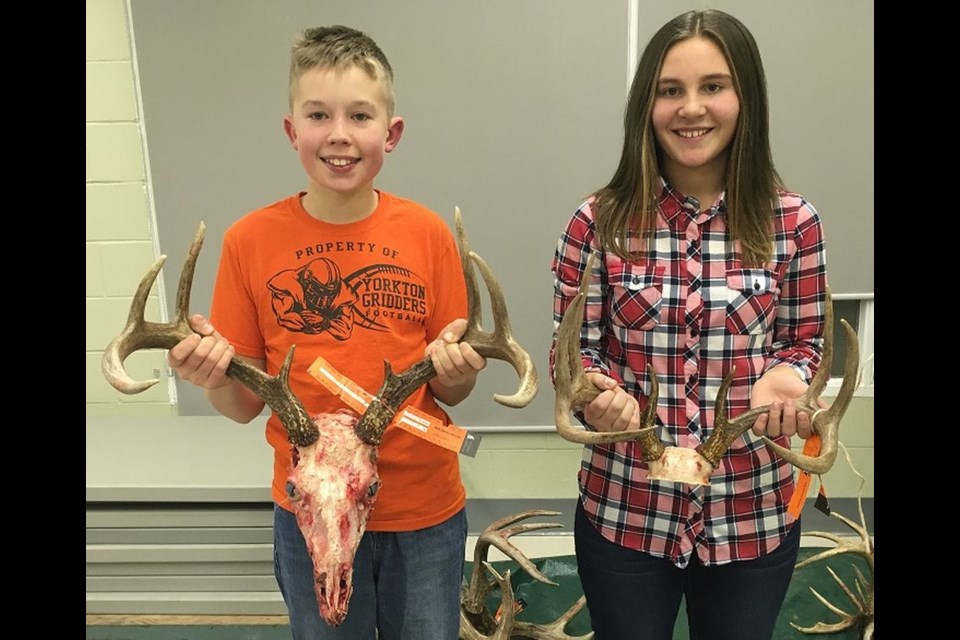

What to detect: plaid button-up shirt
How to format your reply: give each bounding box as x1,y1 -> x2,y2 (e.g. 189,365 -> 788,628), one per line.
550,183 -> 826,568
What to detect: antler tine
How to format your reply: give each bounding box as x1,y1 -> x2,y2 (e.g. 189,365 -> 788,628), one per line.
795,532 -> 874,574
790,565 -> 872,637
481,509 -> 565,533
762,289 -> 860,475
460,562 -> 516,640
513,595 -> 594,640
455,206 -> 539,408
101,224 -> 204,393
100,222 -> 320,447
474,521 -> 564,588
695,368 -> 772,468
554,251 -> 662,456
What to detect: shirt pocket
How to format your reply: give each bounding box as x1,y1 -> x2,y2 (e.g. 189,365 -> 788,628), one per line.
725,269 -> 779,335
608,264 -> 665,330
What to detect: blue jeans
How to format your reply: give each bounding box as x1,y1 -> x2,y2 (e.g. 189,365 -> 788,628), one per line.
273,504 -> 466,640
574,501 -> 800,640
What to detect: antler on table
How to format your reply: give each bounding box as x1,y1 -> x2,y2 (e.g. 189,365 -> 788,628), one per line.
99,222 -> 320,447
355,206 -> 539,445
461,562 -> 520,640
791,445 -> 874,639
511,595 -> 592,640
553,251 -> 860,485
460,510 -> 593,640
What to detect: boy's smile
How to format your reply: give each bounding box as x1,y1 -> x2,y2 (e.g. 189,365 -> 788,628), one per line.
284,66 -> 404,221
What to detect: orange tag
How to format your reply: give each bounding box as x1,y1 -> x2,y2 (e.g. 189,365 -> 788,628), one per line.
307,356 -> 375,415
495,598 -> 527,622
307,356 -> 474,455
786,434 -> 822,518
393,407 -> 468,453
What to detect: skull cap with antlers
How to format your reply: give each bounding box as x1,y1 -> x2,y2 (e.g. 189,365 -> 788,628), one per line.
552,250 -> 859,484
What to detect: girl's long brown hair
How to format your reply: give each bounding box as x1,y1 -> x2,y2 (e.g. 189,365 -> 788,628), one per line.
594,9 -> 783,267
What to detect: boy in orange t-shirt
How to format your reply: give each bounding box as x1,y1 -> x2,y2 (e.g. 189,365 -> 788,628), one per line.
167,25 -> 485,638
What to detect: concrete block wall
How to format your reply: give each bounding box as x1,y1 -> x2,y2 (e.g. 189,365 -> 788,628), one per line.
87,0 -> 173,418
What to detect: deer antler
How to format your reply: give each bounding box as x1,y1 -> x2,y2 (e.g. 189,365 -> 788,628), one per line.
460,510 -> 593,640
355,207 -> 538,445
756,293 -> 860,475
100,222 -> 320,447
462,510 -> 563,626
791,444 -> 874,639
512,597 -> 592,640
696,287 -> 860,476
554,251 -> 860,484
553,252 -> 661,456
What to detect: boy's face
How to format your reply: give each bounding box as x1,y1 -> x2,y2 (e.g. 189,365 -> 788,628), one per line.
284,66 -> 403,201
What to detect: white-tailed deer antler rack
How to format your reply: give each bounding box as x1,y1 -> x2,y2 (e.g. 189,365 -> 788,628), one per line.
102,209 -> 538,447
553,251 -> 860,485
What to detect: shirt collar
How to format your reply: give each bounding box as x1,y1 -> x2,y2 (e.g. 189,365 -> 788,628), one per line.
658,177 -> 726,226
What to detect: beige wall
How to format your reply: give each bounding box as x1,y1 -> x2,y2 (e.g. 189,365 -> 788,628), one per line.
85,0 -> 874,499
87,0 -> 173,418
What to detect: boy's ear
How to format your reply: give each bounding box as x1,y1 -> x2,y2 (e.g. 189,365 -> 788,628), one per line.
385,116 -> 404,152
283,115 -> 299,149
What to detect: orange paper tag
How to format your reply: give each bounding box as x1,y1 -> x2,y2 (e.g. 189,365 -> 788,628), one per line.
786,434 -> 822,518
393,407 -> 468,453
307,356 -> 472,455
307,356 -> 375,415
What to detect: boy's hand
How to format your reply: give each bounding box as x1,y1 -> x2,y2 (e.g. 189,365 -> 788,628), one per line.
426,319 -> 487,385
749,366 -> 826,439
582,372 -> 641,432
167,314 -> 235,390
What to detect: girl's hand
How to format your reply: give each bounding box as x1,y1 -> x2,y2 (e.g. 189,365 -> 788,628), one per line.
750,366 -> 824,439
582,372 -> 641,432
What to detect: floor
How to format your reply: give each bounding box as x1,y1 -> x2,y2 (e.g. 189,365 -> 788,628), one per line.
86,545 -> 871,640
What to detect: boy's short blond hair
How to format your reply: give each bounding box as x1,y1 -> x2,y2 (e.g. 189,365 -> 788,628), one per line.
288,25 -> 396,117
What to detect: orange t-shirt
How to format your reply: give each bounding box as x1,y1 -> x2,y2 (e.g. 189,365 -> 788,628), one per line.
210,191 -> 467,531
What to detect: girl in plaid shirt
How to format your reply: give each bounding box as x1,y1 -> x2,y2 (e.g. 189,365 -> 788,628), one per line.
550,9 -> 826,640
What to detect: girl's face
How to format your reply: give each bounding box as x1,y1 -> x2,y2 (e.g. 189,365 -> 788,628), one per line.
651,36 -> 740,184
